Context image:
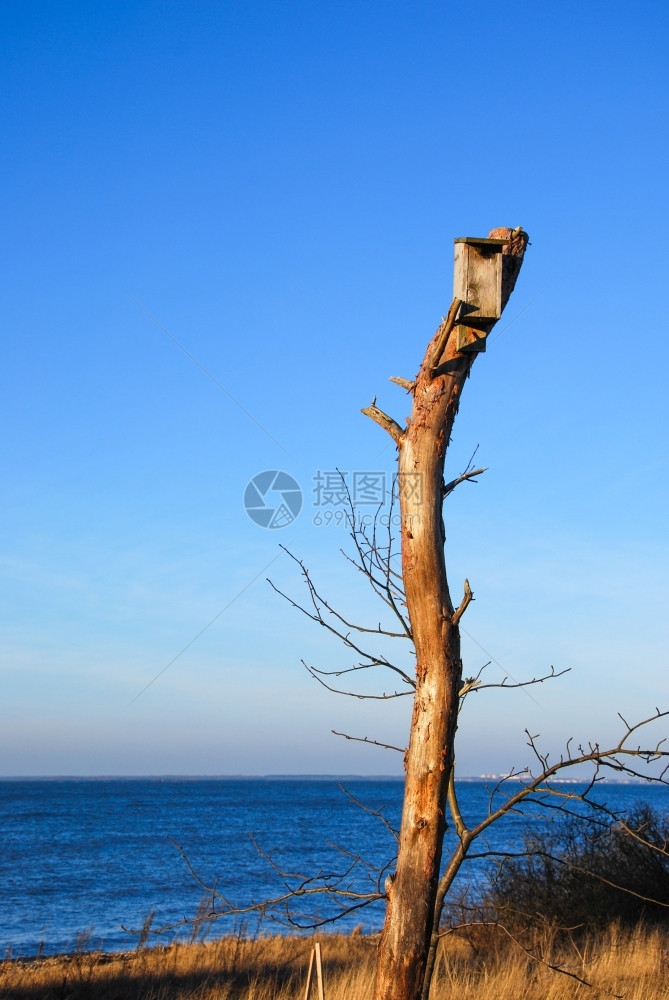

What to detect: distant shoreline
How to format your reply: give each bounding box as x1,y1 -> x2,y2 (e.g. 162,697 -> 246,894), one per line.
0,773 -> 662,783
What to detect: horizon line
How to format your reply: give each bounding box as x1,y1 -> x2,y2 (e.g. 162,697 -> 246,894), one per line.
0,773 -> 654,783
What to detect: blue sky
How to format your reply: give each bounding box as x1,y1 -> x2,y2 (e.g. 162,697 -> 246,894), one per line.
1,1 -> 668,776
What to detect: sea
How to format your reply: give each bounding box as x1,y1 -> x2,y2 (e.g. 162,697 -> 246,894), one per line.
1,777 -> 667,958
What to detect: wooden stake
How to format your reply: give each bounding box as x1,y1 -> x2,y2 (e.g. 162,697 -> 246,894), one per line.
304,942 -> 325,1000
316,941 -> 325,1000
304,947 -> 315,1000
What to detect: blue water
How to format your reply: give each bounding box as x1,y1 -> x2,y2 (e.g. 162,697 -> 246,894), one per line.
0,778 -> 666,957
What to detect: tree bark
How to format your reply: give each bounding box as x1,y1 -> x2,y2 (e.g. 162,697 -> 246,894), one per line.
371,228 -> 529,1000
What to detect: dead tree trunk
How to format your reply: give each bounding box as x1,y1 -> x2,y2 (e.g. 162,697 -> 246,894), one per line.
364,227 -> 529,1000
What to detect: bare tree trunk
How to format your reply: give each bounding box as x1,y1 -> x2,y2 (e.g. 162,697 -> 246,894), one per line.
368,228 -> 529,1000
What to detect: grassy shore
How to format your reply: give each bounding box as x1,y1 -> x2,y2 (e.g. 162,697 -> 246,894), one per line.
2,923 -> 668,999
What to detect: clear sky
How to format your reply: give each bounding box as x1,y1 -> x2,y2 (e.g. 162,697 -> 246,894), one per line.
2,1 -> 668,776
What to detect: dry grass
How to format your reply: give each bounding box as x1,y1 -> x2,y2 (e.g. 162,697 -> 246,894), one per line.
2,923 -> 669,999
430,922 -> 669,1000
0,932 -> 376,1000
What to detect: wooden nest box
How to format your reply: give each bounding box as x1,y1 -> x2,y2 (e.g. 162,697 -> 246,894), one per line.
453,236 -> 506,352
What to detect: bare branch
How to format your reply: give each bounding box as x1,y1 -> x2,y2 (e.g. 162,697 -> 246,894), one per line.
464,664 -> 571,697
443,467 -> 486,498
305,661 -> 413,700
443,446 -> 486,500
470,711 -> 669,845
361,401 -> 404,444
268,547 -> 415,699
332,730 -> 406,754
341,522 -> 412,639
274,544 -> 409,640
125,833 -> 389,939
447,770 -> 467,840
338,783 -> 401,844
389,375 -> 415,392
614,814 -> 669,858
309,659 -> 415,689
334,477 -> 413,639
452,578 -> 473,627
